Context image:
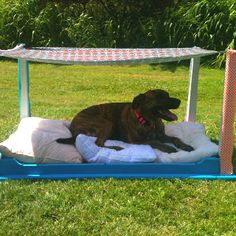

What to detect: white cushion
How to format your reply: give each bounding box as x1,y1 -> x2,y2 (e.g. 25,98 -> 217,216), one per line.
75,122 -> 219,163
76,134 -> 157,163
0,117 -> 83,164
0,118 -> 219,164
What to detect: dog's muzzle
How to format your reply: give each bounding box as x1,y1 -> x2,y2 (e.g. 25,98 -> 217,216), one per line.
167,98 -> 181,109
158,109 -> 178,121
154,98 -> 181,121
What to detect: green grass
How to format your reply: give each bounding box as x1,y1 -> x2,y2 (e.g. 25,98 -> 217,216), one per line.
0,61 -> 236,235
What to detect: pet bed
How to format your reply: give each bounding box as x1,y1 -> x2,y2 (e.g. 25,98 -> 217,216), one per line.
76,122 -> 218,163
0,118 -> 218,164
0,117 -> 83,164
0,44 -> 235,179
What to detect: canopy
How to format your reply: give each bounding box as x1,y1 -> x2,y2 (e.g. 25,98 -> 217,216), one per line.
1,44 -> 235,179
0,44 -> 217,65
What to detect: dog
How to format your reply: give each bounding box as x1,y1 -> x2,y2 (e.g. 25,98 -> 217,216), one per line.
57,89 -> 194,153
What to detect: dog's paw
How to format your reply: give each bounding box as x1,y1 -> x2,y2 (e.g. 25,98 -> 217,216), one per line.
161,145 -> 178,153
105,146 -> 124,151
115,146 -> 124,151
181,144 -> 194,152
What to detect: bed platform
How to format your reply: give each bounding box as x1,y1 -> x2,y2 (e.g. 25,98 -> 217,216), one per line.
0,44 -> 235,180
0,156 -> 227,180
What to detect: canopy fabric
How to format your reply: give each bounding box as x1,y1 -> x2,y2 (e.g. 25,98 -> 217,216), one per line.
0,44 -> 217,65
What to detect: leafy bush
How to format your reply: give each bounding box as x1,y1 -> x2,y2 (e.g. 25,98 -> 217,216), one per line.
0,0 -> 39,48
0,0 -> 235,66
160,0 -> 236,66
33,2 -> 69,46
0,0 -> 174,48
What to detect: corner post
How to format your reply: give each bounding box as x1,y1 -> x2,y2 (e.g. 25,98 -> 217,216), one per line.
18,59 -> 31,119
185,57 -> 200,122
219,50 -> 236,175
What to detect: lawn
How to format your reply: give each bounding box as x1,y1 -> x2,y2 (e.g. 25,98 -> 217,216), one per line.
0,61 -> 236,235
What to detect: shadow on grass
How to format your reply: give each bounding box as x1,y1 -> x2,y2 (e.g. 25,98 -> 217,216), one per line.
149,61 -> 190,72
233,149 -> 236,174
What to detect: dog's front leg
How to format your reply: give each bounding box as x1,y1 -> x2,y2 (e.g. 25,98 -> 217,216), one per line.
95,121 -> 113,147
134,140 -> 178,153
160,135 -> 194,152
95,121 -> 123,151
148,141 -> 178,153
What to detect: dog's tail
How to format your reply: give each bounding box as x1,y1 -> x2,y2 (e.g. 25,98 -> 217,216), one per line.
56,136 -> 76,144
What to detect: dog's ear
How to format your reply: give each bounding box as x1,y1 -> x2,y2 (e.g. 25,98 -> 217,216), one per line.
132,94 -> 146,109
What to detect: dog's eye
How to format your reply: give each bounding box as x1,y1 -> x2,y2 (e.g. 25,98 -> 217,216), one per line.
156,91 -> 169,99
157,94 -> 169,100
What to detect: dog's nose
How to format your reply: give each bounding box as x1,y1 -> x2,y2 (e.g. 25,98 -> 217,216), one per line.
169,98 -> 181,109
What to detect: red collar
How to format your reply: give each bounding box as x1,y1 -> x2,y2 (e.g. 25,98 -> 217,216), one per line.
134,111 -> 155,128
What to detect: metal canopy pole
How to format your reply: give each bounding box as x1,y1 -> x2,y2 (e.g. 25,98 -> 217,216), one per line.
185,57 -> 200,122
18,59 -> 31,119
219,50 -> 236,175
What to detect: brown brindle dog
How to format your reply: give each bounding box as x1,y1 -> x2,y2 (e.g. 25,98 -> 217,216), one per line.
57,89 -> 194,153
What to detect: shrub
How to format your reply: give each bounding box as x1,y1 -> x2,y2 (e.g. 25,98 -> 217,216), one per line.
0,0 -> 235,66
160,0 -> 236,66
0,0 -> 39,48
0,0 -> 172,48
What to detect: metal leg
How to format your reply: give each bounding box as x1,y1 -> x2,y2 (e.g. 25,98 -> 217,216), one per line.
185,57 -> 200,122
18,59 -> 31,119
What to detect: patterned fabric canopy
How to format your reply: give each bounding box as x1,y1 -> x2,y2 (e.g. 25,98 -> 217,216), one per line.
0,44 -> 217,65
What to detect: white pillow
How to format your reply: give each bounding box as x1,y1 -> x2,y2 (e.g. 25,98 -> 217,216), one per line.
75,122 -> 219,163
0,117 -> 83,164
76,134 -> 157,163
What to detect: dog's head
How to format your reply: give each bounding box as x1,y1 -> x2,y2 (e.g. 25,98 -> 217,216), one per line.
132,89 -> 180,121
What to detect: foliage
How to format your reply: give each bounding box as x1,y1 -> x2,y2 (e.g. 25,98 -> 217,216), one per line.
161,0 -> 236,67
0,0 -> 235,66
0,0 -> 171,48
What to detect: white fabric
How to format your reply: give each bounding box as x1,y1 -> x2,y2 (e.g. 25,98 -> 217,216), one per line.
0,117 -> 83,164
76,122 -> 219,163
76,134 -> 157,163
0,118 -> 219,164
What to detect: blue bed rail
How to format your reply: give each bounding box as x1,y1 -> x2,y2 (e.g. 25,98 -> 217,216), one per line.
1,155 -> 235,180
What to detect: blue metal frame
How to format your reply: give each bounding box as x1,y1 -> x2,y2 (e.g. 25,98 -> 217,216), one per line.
0,155 -> 227,180
0,53 -> 235,180
18,59 -> 31,119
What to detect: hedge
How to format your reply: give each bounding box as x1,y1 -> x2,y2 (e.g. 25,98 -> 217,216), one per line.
0,0 -> 235,66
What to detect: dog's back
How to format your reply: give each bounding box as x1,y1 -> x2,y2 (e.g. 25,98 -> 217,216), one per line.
70,103 -> 130,139
57,103 -> 131,144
